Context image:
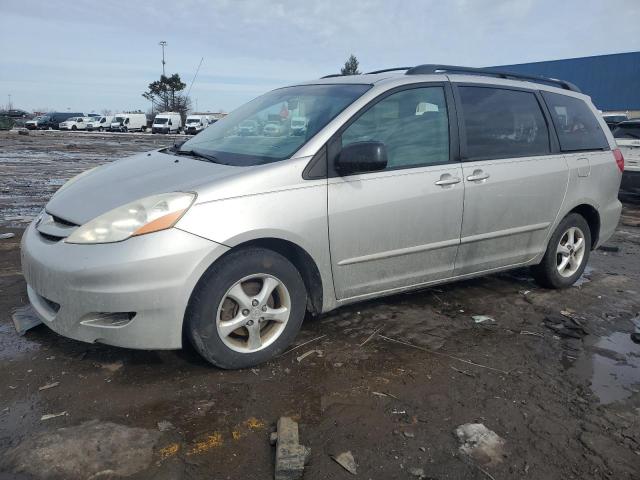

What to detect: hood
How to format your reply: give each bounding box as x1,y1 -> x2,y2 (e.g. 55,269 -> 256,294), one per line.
45,150 -> 240,225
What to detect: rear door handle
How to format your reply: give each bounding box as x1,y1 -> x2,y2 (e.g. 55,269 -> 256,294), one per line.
435,176 -> 461,186
466,170 -> 490,182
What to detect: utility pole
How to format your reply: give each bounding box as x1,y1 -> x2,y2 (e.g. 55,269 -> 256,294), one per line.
7,94 -> 12,110
159,41 -> 167,76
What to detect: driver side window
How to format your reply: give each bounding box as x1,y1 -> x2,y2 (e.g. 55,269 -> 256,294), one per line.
341,87 -> 450,169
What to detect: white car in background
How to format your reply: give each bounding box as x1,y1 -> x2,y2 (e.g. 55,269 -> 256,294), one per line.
613,119 -> 640,195
87,116 -> 114,132
59,117 -> 90,131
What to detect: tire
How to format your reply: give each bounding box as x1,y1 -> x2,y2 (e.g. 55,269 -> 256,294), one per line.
71,125 -> 77,131
531,213 -> 591,289
186,248 -> 307,369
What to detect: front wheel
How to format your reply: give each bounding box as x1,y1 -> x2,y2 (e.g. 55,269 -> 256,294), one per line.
186,248 -> 307,369
531,213 -> 591,289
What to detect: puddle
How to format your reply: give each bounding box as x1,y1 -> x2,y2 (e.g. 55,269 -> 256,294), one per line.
570,331 -> 640,404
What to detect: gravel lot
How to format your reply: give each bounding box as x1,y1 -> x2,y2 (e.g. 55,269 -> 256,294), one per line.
0,130 -> 639,479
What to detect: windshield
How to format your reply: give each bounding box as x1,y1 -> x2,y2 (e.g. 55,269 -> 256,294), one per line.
613,124 -> 640,139
114,117 -> 125,123
155,117 -> 169,124
180,84 -> 371,166
187,118 -> 200,124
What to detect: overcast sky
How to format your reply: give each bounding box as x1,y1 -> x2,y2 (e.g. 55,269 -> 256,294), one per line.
2,0 -> 640,114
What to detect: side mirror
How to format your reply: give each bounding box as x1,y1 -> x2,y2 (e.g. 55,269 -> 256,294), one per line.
336,141 -> 388,175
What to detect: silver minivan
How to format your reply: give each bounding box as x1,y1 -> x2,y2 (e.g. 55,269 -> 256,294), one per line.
21,65 -> 623,368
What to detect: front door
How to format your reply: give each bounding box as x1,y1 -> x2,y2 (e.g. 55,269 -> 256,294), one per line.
328,85 -> 464,300
452,85 -> 569,275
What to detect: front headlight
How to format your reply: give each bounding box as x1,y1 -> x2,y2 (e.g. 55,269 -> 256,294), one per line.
65,192 -> 196,244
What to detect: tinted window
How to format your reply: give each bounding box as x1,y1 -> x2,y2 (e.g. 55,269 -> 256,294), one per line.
542,92 -> 609,151
458,87 -> 550,160
341,87 -> 449,169
613,123 -> 640,140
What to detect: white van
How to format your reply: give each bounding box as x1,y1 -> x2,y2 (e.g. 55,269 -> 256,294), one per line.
184,114 -> 210,135
87,115 -> 114,132
109,113 -> 147,132
152,112 -> 182,134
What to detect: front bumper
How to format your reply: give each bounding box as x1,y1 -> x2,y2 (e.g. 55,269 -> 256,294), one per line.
21,223 -> 229,349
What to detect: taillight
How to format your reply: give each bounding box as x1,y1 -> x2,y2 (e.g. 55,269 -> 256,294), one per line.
613,148 -> 624,172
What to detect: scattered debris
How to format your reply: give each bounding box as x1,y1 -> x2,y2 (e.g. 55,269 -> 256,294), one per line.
38,382 -> 60,391
391,409 -> 406,415
408,467 -> 426,478
359,326 -> 384,347
11,305 -> 43,335
273,417 -> 311,480
371,391 -> 400,400
403,431 -> 415,438
18,130 -> 29,136
451,366 -> 475,377
97,360 -> 124,373
41,411 -> 68,421
0,232 -> 15,239
157,420 -> 174,432
598,244 -> 620,252
296,349 -> 323,363
332,450 -> 357,475
472,315 -> 495,324
378,334 -> 510,375
520,330 -> 544,338
279,334 -> 327,357
544,313 -> 587,339
455,423 -> 505,466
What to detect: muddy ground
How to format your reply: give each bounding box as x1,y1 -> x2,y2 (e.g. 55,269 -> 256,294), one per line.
0,130 -> 639,479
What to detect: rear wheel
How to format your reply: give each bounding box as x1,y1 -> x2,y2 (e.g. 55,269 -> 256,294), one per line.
71,125 -> 77,131
186,248 -> 307,369
531,213 -> 591,289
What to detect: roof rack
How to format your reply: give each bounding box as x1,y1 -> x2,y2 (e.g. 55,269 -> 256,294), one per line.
404,64 -> 581,92
365,67 -> 412,74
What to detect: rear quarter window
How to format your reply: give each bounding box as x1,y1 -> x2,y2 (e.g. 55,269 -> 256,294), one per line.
541,92 -> 609,152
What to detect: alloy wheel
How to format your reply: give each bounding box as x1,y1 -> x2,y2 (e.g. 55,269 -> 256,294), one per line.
216,274 -> 291,353
556,226 -> 586,277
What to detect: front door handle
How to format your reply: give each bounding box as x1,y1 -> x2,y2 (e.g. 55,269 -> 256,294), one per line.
466,169 -> 490,182
435,175 -> 461,186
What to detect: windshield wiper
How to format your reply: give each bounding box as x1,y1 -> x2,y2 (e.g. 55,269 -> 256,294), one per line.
175,148 -> 222,164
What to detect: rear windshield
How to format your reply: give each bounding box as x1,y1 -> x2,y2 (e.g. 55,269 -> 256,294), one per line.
613,124 -> 640,139
181,84 -> 371,166
542,92 -> 609,151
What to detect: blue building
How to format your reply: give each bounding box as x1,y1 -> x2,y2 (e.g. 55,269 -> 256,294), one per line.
493,51 -> 640,112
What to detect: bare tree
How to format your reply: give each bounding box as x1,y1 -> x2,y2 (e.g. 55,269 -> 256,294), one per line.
340,54 -> 361,75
